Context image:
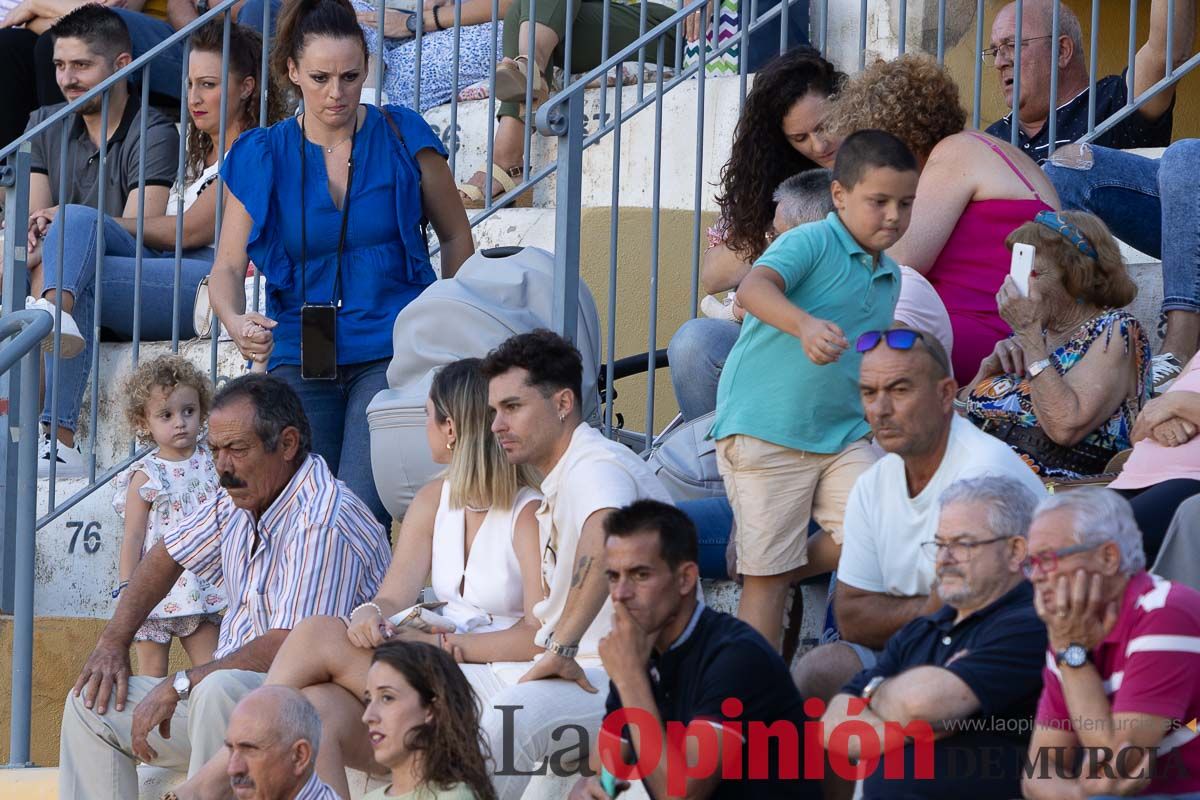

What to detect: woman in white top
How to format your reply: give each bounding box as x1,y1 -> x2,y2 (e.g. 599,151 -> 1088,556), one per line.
34,20 -> 280,473
171,357 -> 545,799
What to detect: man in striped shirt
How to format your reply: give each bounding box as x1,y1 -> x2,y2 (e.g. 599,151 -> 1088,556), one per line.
60,374 -> 391,800
1023,488 -> 1200,799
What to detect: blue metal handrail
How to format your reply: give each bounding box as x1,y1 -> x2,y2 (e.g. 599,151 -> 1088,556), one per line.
0,310 -> 54,767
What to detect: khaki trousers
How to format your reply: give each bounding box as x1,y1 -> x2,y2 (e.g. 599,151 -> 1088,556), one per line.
59,669 -> 265,800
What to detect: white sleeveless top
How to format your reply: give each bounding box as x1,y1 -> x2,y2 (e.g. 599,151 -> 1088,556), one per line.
429,483 -> 542,634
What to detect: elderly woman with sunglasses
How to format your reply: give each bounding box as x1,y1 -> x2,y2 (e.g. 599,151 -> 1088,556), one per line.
957,211 -> 1152,481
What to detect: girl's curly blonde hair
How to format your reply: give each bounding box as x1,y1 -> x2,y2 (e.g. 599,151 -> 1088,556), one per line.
123,355 -> 213,441
826,54 -> 967,161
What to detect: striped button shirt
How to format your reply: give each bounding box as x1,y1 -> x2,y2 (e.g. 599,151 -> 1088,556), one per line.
163,454 -> 390,659
292,771 -> 342,799
1037,571 -> 1200,794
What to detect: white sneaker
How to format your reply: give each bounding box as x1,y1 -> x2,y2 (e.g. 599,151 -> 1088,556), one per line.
700,292 -> 740,323
26,296 -> 85,359
37,432 -> 86,479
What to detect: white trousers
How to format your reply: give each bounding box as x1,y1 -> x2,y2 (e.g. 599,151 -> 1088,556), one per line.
58,669 -> 265,800
464,661 -> 609,800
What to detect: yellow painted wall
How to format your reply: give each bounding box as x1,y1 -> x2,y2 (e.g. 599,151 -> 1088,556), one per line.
0,616 -> 190,767
940,0 -> 1200,136
579,207 -> 719,435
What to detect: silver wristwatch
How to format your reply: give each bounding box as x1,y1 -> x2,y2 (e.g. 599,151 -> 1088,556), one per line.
860,675 -> 886,707
1028,357 -> 1053,378
172,670 -> 192,700
545,639 -> 579,659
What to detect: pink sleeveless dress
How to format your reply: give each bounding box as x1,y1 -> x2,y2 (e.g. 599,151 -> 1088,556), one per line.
925,132 -> 1054,384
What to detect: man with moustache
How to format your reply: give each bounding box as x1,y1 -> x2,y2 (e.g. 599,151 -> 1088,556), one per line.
821,476 -> 1047,800
223,687 -> 340,800
59,373 -> 390,800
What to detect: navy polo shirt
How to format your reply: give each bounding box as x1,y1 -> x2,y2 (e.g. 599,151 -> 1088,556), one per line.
842,581 -> 1047,800
604,604 -> 820,799
986,69 -> 1174,164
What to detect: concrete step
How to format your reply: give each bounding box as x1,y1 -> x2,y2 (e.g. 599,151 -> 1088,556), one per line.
426,76 -> 743,214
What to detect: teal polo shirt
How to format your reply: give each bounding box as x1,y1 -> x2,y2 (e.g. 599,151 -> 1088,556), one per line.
710,212 -> 900,454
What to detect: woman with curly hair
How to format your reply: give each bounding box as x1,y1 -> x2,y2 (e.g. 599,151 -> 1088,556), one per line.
668,46 -> 844,421
361,641 -> 496,800
827,54 -> 1062,384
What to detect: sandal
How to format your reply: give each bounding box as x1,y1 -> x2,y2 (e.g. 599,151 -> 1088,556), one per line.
457,163 -> 532,210
494,55 -> 549,106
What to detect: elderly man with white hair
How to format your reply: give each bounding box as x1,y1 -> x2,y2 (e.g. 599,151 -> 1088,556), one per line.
1022,488 -> 1200,799
822,476 -> 1047,800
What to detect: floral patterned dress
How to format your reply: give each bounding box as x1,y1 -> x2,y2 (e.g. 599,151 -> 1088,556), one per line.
113,446 -> 227,640
965,310 -> 1152,480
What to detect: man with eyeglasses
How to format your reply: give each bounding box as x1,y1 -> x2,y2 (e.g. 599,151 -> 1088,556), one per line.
821,476 -> 1047,800
984,0 -> 1194,164
792,325 -> 1043,705
1022,488 -> 1200,799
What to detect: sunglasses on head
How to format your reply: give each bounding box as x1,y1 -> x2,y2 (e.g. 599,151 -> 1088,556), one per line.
855,329 -> 925,354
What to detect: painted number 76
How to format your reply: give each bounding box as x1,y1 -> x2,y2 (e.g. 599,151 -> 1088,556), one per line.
67,521 -> 102,554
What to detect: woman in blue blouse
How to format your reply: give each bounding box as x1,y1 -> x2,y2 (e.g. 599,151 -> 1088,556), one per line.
208,0 -> 473,526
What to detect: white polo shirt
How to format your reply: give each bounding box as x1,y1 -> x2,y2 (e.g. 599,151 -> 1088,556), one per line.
837,415 -> 1046,598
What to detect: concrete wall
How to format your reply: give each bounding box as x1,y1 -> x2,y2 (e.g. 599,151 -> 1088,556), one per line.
0,616 -> 191,767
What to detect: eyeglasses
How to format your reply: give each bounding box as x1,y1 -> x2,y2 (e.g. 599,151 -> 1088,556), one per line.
982,35 -> 1054,65
920,536 -> 1013,562
1021,542 -> 1103,579
856,329 -> 953,377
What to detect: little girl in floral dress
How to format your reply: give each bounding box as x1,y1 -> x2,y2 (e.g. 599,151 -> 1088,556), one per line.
113,355 -> 226,677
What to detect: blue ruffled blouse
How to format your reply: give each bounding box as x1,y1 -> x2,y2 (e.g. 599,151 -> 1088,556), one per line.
221,104 -> 445,368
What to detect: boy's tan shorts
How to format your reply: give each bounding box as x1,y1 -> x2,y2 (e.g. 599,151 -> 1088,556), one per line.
715,434 -> 877,577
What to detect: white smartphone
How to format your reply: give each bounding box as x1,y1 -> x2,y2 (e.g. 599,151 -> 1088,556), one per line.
1010,243 -> 1036,296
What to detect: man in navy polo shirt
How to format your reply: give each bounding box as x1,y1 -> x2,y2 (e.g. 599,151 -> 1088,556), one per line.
821,476 -> 1047,800
569,500 -> 818,799
984,0 -> 1194,163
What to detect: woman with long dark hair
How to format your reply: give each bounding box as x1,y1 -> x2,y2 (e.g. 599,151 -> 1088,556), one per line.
33,20 -> 277,477
361,641 -> 497,800
667,47 -> 844,421
207,0 -> 475,526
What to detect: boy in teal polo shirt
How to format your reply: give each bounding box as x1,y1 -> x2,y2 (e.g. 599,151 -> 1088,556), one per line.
711,130 -> 920,650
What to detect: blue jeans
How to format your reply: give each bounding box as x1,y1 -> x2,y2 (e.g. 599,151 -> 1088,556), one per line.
114,0 -> 282,100
666,317 -> 741,421
40,205 -> 213,433
271,359 -> 391,528
678,496 -> 735,580
1044,139 -> 1200,314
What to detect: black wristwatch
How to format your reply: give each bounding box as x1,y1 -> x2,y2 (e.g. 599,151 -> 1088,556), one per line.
1055,643 -> 1090,669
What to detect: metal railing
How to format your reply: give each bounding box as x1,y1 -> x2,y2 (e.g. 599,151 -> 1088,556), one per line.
0,308 -> 55,767
539,0 -> 1199,446
0,0 -> 1196,767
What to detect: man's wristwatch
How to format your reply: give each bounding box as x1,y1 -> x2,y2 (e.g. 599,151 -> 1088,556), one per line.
1055,643 -> 1090,669
545,639 -> 579,659
172,670 -> 192,700
860,675 -> 886,707
404,11 -> 417,34
1028,357 -> 1054,378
